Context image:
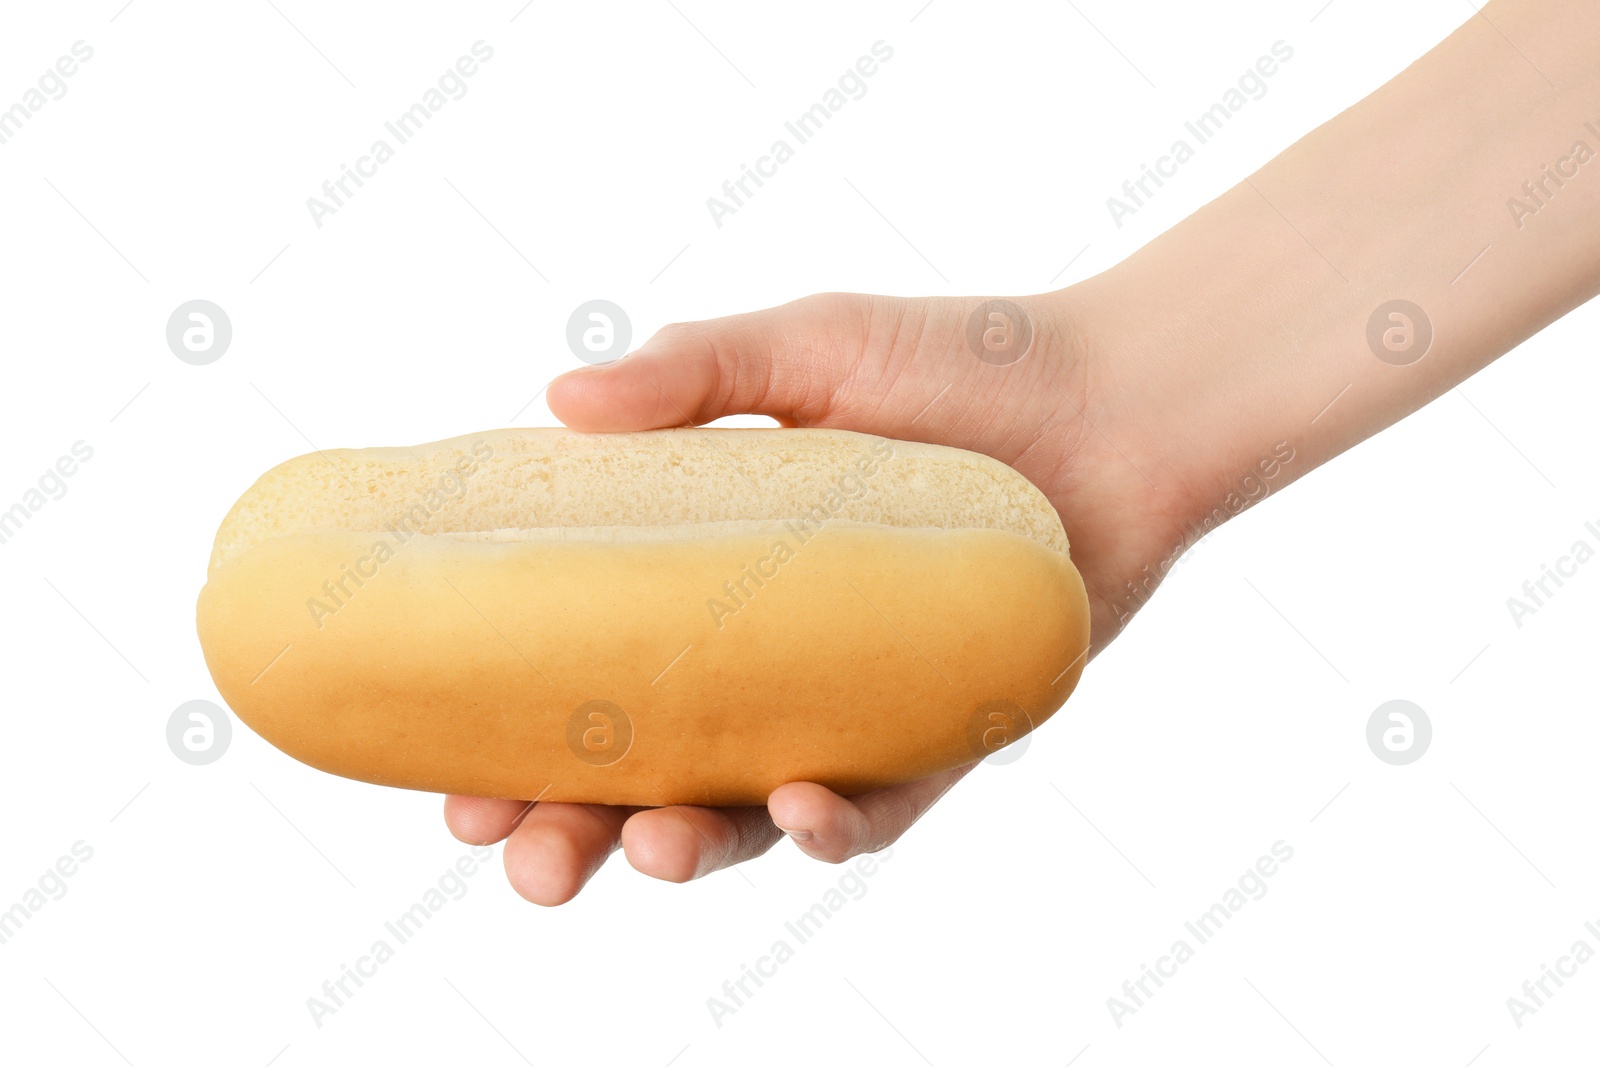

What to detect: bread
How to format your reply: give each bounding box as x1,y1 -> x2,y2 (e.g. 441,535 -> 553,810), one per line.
196,427 -> 1091,806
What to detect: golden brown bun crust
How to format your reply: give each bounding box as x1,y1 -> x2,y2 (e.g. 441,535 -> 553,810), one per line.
196,428 -> 1091,806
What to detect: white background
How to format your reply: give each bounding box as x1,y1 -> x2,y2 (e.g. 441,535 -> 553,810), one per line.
1,1 -> 1596,1064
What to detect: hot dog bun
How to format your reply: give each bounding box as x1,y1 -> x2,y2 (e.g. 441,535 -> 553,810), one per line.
196,427 -> 1090,806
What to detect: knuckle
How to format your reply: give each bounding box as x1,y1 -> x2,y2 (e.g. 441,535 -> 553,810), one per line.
653,320 -> 705,341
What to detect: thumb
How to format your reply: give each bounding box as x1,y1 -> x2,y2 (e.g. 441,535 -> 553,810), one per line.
546,293 -> 879,431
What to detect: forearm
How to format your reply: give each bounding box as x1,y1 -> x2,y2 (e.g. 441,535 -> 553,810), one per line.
1083,0 -> 1600,521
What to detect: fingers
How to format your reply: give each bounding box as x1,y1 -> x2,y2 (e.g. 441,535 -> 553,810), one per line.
445,763 -> 974,904
545,293 -> 877,431
501,802 -> 638,907
442,795 -> 536,845
766,762 -> 978,864
620,805 -> 784,883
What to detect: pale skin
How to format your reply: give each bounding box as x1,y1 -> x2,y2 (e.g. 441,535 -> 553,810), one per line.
446,0 -> 1600,905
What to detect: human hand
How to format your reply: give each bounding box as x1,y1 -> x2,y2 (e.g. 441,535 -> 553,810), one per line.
444,289 -> 1199,905
446,0 -> 1600,906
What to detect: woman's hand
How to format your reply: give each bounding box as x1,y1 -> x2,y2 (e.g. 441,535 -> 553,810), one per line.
446,0 -> 1600,904
444,289 -> 1198,905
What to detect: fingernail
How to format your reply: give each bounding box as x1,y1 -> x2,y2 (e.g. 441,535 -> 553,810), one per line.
776,825 -> 813,842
